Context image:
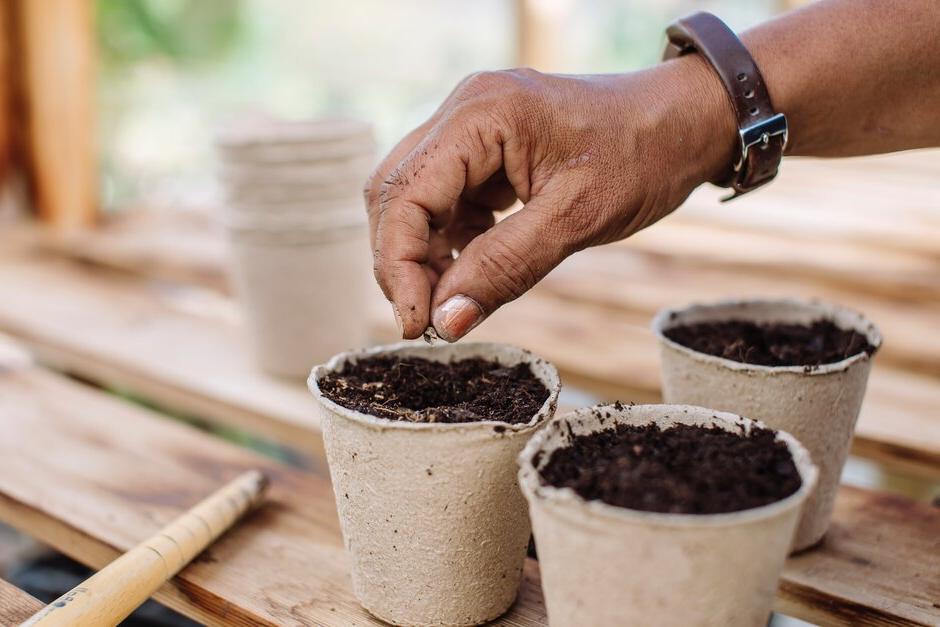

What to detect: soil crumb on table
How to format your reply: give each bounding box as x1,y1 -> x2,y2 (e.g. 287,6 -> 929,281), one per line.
540,422 -> 801,514
319,356 -> 549,424
664,319 -> 875,367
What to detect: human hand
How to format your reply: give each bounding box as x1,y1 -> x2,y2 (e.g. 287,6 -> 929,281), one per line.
365,56 -> 734,341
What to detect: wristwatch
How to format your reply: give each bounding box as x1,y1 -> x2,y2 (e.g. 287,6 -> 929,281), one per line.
663,12 -> 787,200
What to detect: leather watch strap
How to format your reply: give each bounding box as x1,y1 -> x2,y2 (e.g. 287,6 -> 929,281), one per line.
663,12 -> 787,199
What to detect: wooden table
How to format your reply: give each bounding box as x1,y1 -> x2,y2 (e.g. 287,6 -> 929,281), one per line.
0,578 -> 43,625
0,151 -> 938,625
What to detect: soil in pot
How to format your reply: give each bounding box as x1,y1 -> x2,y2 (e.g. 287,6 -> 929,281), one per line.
539,418 -> 801,514
318,355 -> 550,424
663,319 -> 876,368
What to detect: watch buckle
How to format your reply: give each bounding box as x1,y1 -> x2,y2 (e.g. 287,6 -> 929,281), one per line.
732,113 -> 788,173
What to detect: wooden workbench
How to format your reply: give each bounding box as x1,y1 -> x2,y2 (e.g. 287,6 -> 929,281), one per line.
0,150 -> 938,625
0,578 -> 43,625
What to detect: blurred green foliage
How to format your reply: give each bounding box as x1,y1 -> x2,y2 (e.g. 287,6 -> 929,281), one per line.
97,0 -> 244,69
92,0 -> 773,211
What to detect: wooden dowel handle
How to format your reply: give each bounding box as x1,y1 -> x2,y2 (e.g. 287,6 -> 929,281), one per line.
21,470 -> 269,627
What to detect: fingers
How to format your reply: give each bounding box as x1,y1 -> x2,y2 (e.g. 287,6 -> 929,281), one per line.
373,117 -> 504,339
444,171 -> 515,251
430,189 -> 575,342
444,197 -> 497,251
364,71 -> 503,250
427,229 -> 454,279
368,70 -> 544,339
364,122 -> 434,252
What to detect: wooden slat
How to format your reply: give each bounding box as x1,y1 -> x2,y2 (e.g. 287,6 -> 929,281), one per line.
1,241 -> 938,478
27,207 -> 940,386
677,151 -> 940,259
544,249 -> 940,378
621,220 -> 940,303
778,488 -> 940,626
0,578 -> 43,625
851,368 -> 940,480
0,244 -> 328,468
17,0 -> 97,227
27,206 -> 940,379
0,361 -> 546,626
1,361 -> 936,626
34,210 -> 231,292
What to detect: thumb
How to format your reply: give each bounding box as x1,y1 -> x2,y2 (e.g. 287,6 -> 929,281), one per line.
430,194 -> 573,342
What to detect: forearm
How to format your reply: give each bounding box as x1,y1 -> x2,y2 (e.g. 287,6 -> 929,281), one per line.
742,0 -> 940,157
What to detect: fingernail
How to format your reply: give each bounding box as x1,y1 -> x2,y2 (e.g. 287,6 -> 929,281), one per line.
432,295 -> 484,342
391,304 -> 403,337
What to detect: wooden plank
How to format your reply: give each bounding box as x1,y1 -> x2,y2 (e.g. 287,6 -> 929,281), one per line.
29,205 -> 940,387
32,210 -> 232,292
0,578 -> 44,625
544,249 -> 940,380
29,215 -> 940,472
0,243 -> 937,478
0,362 -> 547,626
0,246 -> 329,468
777,488 -> 940,626
852,368 -> 940,480
17,0 -> 97,227
26,209 -> 940,378
1,362 -> 936,626
677,151 -> 940,259
621,220 -> 940,302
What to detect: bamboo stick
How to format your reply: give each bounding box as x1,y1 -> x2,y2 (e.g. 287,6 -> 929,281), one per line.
20,470 -> 269,627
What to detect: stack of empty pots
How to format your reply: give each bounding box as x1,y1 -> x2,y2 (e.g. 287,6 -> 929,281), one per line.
216,116 -> 376,378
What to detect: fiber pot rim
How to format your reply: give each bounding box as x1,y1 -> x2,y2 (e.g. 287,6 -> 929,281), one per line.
215,116 -> 374,148
220,206 -> 366,238
650,297 -> 882,376
518,403 -> 819,529
308,341 -> 561,434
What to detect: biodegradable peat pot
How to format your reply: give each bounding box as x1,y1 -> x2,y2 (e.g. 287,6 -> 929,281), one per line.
216,116 -> 374,163
222,178 -> 365,205
226,220 -> 371,378
218,134 -> 375,164
518,404 -> 818,627
218,153 -> 374,186
225,197 -> 362,220
222,206 -> 365,231
215,115 -> 374,205
652,298 -> 881,550
309,342 -> 561,626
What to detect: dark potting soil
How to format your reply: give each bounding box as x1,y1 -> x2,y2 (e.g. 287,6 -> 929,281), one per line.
539,420 -> 802,514
318,356 -> 550,424
664,318 -> 875,368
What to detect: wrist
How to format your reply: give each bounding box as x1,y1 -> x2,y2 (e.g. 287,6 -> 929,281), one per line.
641,53 -> 737,190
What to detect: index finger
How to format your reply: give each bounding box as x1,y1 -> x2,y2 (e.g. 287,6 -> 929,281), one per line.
364,72 -> 488,251
373,135 -> 466,339
374,116 -> 503,338
364,121 -> 434,252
